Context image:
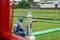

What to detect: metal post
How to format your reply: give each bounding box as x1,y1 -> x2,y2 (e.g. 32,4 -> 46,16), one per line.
0,0 -> 12,40
27,12 -> 32,37
26,12 -> 36,40
0,0 -> 27,40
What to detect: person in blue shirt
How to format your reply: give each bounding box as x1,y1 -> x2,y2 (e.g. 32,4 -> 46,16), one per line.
13,17 -> 26,37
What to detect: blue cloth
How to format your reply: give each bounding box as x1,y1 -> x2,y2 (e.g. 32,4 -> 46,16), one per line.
13,17 -> 26,37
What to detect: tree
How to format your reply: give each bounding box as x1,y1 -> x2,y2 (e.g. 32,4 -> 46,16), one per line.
15,0 -> 30,9
28,0 -> 33,2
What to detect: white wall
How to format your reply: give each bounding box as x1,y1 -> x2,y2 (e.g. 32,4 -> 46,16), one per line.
40,4 -> 55,8
40,3 -> 60,8
58,4 -> 60,8
33,0 -> 41,2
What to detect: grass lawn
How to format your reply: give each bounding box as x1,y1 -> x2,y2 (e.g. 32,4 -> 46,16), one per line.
11,9 -> 60,40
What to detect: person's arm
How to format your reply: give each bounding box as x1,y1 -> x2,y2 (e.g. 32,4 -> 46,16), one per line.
13,24 -> 18,34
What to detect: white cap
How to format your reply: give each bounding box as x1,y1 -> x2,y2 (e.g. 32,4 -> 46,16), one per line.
27,12 -> 32,17
28,12 -> 31,15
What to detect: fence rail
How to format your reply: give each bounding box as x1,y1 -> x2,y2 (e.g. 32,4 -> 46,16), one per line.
32,28 -> 60,36
13,16 -> 60,21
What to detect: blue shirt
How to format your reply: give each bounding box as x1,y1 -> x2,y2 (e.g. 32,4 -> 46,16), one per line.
13,22 -> 26,37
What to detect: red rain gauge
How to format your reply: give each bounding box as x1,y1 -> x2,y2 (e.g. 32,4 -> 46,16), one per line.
0,0 -> 27,40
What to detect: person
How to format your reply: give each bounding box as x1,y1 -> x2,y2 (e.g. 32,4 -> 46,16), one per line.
13,17 -> 26,37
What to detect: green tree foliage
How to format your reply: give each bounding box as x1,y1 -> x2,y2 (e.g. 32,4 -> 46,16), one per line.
16,0 -> 30,9
28,0 -> 33,2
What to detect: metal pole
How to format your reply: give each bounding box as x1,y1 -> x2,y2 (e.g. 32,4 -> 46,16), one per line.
26,12 -> 36,40
0,0 -> 27,40
0,0 -> 12,40
27,12 -> 32,37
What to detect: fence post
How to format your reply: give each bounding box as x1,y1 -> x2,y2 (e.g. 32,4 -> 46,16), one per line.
26,12 -> 36,40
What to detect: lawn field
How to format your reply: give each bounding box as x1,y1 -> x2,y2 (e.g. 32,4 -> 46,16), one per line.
11,9 -> 60,40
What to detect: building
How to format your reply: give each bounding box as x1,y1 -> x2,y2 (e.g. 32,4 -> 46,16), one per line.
40,0 -> 60,9
33,0 -> 41,6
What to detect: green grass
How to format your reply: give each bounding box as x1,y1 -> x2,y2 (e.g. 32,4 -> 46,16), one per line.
14,9 -> 60,18
11,9 -> 60,40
